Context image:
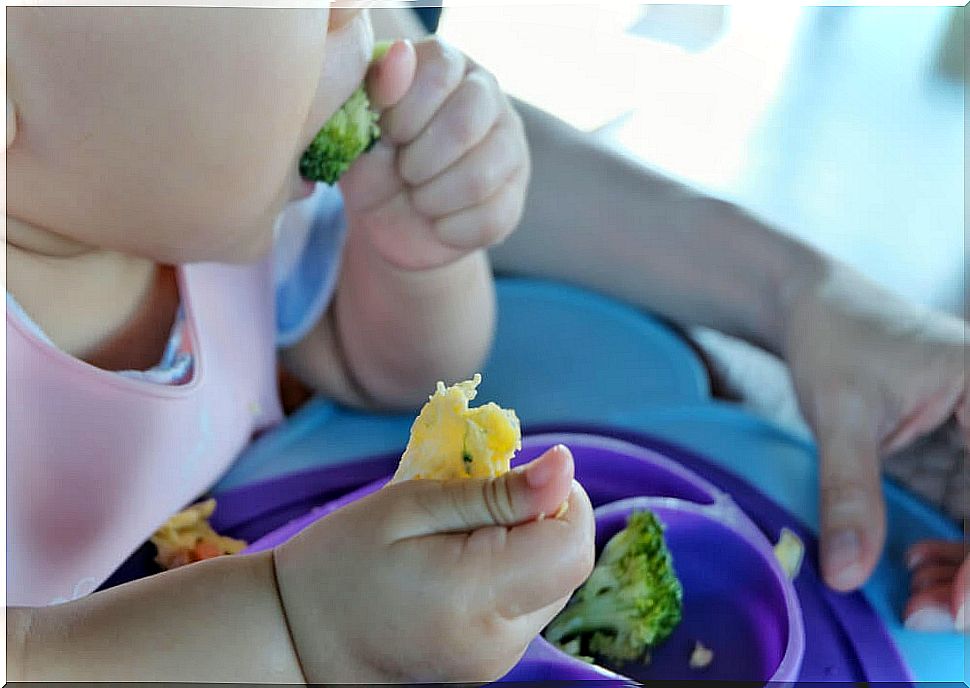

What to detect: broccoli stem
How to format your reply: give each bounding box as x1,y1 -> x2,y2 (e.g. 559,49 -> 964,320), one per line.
544,585 -> 629,645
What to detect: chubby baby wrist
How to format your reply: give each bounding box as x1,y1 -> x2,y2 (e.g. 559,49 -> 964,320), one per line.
266,548 -> 311,684
270,543 -> 380,683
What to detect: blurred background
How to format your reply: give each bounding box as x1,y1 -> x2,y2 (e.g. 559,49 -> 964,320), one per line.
437,4 -> 965,318
432,3 -> 967,518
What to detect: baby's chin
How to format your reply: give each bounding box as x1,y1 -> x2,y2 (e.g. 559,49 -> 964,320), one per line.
186,174 -> 317,265
201,212 -> 281,266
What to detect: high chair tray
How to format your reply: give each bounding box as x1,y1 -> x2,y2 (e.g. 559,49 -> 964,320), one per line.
207,428 -> 912,684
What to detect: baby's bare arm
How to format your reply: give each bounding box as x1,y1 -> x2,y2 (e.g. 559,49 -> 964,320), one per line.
283,15 -> 523,411
7,552 -> 305,682
282,248 -> 495,411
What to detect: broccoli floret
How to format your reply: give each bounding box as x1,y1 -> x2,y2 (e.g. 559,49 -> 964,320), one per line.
298,41 -> 392,185
298,87 -> 380,185
544,510 -> 683,665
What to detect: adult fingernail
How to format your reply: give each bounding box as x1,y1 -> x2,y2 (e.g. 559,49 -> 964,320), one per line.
825,529 -> 865,589
525,445 -> 567,489
904,605 -> 954,633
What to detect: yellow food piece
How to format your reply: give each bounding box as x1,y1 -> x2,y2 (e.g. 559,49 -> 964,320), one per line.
151,498 -> 247,570
773,527 -> 805,580
392,374 -> 521,482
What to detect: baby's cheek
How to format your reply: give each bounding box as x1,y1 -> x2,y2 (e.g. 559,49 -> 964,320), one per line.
8,8 -> 331,262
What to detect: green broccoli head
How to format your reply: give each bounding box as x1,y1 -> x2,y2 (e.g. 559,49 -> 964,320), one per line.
298,87 -> 380,185
544,510 -> 683,665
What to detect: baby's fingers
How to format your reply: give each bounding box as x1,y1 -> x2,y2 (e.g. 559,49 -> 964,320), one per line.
432,165 -> 528,250
505,594 -> 575,653
410,111 -> 527,218
385,444 -> 576,541
398,66 -> 503,186
477,481 -> 596,619
365,39 -> 416,111
382,37 -> 467,145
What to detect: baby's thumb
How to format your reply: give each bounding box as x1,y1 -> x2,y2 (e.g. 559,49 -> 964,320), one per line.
366,39 -> 416,111
387,445 -> 575,541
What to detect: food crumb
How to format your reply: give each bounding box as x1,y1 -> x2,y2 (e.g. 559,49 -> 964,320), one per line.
553,500 -> 570,519
689,640 -> 713,670
773,527 -> 805,580
151,499 -> 246,571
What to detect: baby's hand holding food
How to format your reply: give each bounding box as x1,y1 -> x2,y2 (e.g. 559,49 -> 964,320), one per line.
339,36 -> 530,272
273,444 -> 595,683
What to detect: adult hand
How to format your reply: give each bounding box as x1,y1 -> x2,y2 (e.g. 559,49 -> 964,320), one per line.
783,264 -> 967,607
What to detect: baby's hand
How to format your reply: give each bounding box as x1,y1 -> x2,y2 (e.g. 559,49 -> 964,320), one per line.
340,37 -> 530,271
273,445 -> 594,683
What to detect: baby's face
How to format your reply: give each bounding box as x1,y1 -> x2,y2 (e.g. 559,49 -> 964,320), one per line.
6,7 -> 372,263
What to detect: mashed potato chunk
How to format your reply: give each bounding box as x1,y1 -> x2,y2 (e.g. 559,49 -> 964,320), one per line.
392,374 -> 521,482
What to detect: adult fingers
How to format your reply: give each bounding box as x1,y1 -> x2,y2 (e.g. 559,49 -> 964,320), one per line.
952,556 -> 970,632
910,562 -> 960,594
906,540 -> 966,570
957,391 -> 970,448
816,402 -> 886,591
904,583 -> 954,632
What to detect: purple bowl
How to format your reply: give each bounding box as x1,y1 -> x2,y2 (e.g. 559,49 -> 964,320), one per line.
573,498 -> 805,683
498,634 -> 635,684
517,433 -> 722,507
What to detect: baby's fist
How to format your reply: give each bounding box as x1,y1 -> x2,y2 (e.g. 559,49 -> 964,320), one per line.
272,445 -> 593,683
340,37 -> 531,271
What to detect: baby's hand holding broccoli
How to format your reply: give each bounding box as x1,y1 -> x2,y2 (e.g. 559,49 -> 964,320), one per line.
298,41 -> 393,185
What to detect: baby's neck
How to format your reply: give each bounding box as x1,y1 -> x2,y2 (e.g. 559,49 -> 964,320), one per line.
6,216 -> 180,371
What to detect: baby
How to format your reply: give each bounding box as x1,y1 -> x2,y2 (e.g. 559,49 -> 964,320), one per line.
6,6 -> 594,681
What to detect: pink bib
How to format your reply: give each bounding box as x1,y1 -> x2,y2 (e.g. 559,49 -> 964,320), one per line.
7,258 -> 283,606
